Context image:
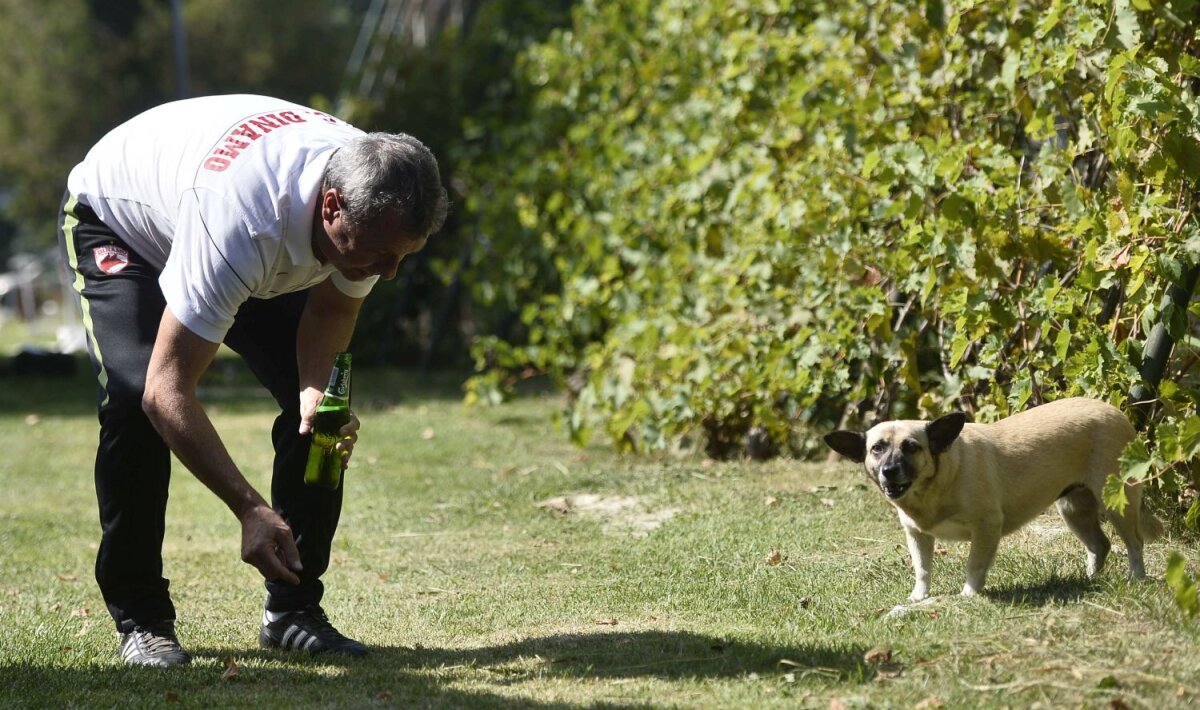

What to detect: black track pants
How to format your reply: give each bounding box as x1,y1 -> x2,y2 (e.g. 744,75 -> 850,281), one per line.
59,195 -> 343,633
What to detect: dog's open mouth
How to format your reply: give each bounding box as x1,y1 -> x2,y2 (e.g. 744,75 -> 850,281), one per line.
881,480 -> 912,499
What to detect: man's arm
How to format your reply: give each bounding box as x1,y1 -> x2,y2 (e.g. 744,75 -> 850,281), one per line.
296,279 -> 365,444
143,307 -> 302,584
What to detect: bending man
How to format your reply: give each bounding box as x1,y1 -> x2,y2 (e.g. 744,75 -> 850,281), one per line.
58,94 -> 448,666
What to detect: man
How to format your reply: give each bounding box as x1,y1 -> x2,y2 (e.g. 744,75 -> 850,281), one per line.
58,94 -> 448,667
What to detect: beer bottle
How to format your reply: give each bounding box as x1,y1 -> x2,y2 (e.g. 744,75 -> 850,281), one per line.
304,352 -> 353,489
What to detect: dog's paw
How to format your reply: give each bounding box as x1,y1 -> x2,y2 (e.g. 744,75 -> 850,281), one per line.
960,584 -> 980,597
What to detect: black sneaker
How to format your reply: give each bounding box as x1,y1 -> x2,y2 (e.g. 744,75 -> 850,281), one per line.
259,605 -> 368,657
119,621 -> 191,667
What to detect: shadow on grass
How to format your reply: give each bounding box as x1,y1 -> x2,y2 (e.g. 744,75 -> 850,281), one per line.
385,629 -> 868,681
983,573 -> 1092,607
0,661 -> 607,709
0,631 -> 869,708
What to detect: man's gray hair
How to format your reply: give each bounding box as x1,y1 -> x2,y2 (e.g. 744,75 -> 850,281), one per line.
324,132 -> 449,238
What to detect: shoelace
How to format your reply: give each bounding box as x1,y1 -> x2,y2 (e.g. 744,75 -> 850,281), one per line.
129,626 -> 182,655
301,607 -> 346,641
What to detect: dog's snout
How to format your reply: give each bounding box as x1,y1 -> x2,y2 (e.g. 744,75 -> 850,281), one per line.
876,456 -> 914,500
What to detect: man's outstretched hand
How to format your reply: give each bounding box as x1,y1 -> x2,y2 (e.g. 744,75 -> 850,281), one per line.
239,504 -> 302,585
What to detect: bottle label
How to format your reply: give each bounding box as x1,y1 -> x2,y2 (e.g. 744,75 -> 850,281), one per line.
325,353 -> 351,400
328,367 -> 349,399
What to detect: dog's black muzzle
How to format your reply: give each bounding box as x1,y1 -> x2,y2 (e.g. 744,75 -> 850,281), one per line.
877,459 -> 914,500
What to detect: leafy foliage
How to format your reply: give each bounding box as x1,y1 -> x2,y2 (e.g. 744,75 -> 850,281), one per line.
0,0 -> 120,252
462,0 -> 1200,497
1165,552 -> 1199,619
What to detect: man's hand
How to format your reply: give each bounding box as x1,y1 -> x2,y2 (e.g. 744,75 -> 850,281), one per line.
298,386 -> 361,466
239,504 -> 303,585
145,308 -> 302,584
295,279 -> 364,468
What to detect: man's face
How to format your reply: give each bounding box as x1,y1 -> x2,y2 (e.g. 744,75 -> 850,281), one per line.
317,191 -> 427,281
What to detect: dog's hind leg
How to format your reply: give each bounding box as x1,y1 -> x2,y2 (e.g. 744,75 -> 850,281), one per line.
1104,483 -> 1147,579
1056,486 -> 1110,577
1084,430 -> 1148,579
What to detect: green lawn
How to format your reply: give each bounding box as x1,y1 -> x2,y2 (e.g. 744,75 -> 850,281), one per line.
0,359 -> 1197,708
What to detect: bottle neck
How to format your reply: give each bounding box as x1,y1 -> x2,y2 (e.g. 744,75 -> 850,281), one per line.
324,352 -> 352,400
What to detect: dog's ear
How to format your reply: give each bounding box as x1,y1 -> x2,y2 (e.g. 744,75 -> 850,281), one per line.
823,431 -> 866,463
926,412 -> 967,454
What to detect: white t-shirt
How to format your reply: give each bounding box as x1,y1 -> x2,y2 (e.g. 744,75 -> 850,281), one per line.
67,94 -> 379,343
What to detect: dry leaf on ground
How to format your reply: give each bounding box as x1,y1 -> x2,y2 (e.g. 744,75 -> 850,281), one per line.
221,657 -> 240,681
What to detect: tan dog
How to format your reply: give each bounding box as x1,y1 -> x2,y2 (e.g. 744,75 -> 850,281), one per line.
824,398 -> 1163,601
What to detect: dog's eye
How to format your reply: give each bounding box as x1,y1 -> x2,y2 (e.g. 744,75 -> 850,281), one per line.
870,441 -> 888,455
900,439 -> 921,455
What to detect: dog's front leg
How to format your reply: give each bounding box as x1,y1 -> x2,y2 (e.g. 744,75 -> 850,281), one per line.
904,525 -> 935,601
963,524 -> 1002,596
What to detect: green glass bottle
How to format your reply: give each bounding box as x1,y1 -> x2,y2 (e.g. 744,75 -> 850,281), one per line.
304,352 -> 352,489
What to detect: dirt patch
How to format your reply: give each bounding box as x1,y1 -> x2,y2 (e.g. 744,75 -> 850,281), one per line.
537,494 -> 680,537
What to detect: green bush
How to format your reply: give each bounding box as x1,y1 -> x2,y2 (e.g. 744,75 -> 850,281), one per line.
462,0 -> 1200,518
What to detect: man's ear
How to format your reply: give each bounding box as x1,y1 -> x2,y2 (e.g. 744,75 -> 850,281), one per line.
824,431 -> 866,463
321,187 -> 342,224
926,412 -> 967,455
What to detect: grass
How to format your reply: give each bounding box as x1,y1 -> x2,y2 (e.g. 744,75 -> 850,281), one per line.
0,357 -> 1198,708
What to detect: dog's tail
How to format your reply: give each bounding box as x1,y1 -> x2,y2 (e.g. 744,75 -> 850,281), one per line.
1140,506 -> 1165,543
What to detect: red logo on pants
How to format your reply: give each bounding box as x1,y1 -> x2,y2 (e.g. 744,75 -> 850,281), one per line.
93,246 -> 130,275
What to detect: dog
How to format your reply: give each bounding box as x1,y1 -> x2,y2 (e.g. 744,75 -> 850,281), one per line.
823,398 -> 1163,601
